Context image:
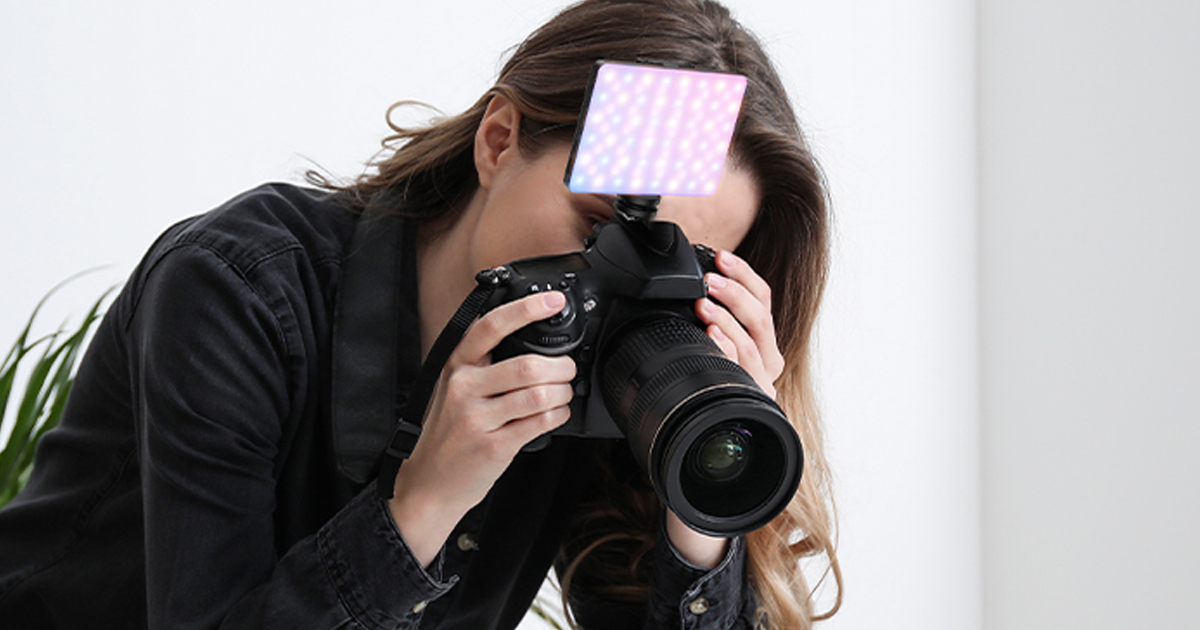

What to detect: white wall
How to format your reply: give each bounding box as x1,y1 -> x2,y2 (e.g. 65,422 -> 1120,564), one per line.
979,1 -> 1200,628
1,2 -> 981,629
774,1 -> 981,627
0,0 -> 563,339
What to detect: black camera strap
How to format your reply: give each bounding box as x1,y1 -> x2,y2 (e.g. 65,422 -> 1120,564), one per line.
376,269 -> 506,500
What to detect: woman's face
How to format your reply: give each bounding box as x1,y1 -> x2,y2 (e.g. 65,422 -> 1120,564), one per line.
466,141 -> 761,272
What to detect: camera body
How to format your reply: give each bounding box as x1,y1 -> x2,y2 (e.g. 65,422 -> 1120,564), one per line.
480,203 -> 715,444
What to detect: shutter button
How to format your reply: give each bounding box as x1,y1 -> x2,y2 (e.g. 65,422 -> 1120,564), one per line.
688,597 -> 710,615
456,532 -> 479,552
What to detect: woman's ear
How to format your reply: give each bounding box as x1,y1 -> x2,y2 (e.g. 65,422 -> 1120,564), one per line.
474,95 -> 522,191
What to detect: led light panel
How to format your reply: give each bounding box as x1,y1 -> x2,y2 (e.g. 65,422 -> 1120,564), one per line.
565,62 -> 747,197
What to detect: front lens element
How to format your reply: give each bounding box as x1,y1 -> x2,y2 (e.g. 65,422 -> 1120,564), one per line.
674,413 -> 789,523
692,425 -> 751,482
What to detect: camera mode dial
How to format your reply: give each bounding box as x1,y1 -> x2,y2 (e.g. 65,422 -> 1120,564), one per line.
485,270 -> 586,359
516,274 -> 583,352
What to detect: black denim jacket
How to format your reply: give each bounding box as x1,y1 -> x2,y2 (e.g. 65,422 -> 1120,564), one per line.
0,184 -> 755,629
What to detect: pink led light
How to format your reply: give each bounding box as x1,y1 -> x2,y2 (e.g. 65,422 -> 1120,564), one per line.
566,63 -> 747,197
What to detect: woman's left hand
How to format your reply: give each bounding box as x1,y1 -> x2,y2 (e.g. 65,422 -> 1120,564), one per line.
695,249 -> 785,400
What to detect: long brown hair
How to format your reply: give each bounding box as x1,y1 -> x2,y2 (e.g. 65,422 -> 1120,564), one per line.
318,0 -> 840,626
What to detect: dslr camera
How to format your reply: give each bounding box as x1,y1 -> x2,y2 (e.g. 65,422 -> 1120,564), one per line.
474,61 -> 803,536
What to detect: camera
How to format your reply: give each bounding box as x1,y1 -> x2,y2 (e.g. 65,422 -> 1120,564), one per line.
478,194 -> 802,536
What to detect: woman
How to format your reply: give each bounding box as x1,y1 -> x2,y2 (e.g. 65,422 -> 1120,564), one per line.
0,0 -> 839,628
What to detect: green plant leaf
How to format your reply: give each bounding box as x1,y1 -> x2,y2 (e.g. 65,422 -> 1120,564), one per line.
528,594 -> 568,630
0,268 -> 102,418
8,289 -> 111,488
0,334 -> 53,429
0,338 -> 66,490
0,480 -> 15,507
0,275 -> 115,508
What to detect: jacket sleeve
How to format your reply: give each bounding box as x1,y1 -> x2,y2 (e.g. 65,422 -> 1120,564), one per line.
128,244 -> 455,630
559,517 -> 758,630
642,525 -> 759,630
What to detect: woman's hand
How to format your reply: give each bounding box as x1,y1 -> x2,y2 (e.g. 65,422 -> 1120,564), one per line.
388,292 -> 575,568
667,249 -> 785,566
695,249 -> 784,400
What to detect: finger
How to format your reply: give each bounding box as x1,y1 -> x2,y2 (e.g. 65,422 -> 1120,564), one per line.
455,292 -> 567,365
703,309 -> 777,399
705,272 -> 785,378
498,405 -> 573,451
472,354 -> 576,398
705,272 -> 779,355
697,297 -> 765,376
715,249 -> 772,308
706,323 -> 738,363
486,382 -> 574,426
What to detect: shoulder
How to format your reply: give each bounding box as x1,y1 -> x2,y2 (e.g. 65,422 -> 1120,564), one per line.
120,183 -> 363,335
147,183 -> 361,276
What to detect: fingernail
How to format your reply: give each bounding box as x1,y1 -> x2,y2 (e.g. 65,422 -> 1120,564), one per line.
706,273 -> 727,289
699,298 -> 715,315
709,324 -> 727,341
717,249 -> 736,268
542,291 -> 565,310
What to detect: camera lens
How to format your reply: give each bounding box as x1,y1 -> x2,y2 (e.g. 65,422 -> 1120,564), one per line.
691,425 -> 751,482
600,315 -> 803,536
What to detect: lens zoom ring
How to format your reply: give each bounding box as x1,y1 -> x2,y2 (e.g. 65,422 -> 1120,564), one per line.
624,354 -> 747,440
602,318 -> 754,442
601,318 -> 713,414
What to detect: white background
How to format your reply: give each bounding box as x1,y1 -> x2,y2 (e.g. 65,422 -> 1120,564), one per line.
1,1 -> 1196,629
979,1 -> 1199,628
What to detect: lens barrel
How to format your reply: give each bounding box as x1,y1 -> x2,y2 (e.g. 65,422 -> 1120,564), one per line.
601,316 -> 803,535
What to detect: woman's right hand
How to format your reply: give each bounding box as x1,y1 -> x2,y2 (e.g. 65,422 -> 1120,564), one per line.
387,291 -> 576,568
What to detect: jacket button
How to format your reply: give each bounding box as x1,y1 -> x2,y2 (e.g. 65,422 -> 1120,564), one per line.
456,532 -> 479,551
413,601 -> 428,613
688,597 -> 710,615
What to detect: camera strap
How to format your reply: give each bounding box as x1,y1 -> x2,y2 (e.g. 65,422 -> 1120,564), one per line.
376,269 -> 505,500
